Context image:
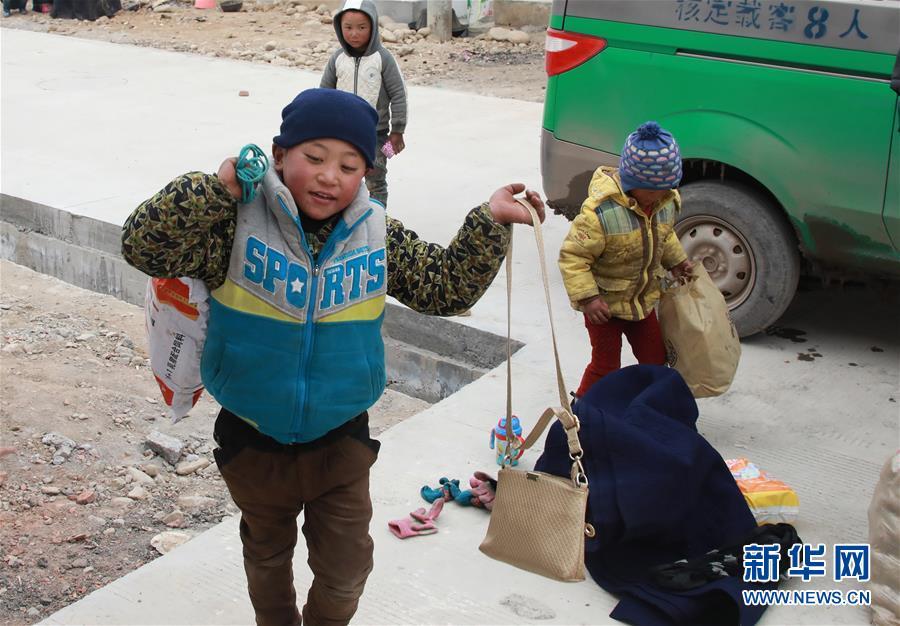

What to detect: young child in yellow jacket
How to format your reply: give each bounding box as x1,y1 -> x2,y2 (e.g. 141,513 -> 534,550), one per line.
559,121 -> 693,400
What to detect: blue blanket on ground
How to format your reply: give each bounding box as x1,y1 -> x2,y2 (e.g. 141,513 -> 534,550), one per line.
534,365 -> 769,626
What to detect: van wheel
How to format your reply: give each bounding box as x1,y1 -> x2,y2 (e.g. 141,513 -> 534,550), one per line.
675,181 -> 800,337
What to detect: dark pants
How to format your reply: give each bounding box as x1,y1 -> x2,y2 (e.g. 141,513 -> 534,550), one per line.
365,132 -> 389,207
215,412 -> 379,626
576,310 -> 666,397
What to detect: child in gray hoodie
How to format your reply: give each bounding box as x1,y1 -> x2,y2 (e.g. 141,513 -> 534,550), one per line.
321,0 -> 407,208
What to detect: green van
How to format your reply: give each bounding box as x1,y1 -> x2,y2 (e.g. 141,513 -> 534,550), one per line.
541,0 -> 900,336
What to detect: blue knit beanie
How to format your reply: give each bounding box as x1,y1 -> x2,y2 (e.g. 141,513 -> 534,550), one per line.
618,121 -> 682,193
273,88 -> 377,168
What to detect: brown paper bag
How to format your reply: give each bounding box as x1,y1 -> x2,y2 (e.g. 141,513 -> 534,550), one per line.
658,265 -> 740,398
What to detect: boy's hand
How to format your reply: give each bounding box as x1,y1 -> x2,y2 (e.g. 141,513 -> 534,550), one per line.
389,132 -> 405,155
217,157 -> 242,201
670,259 -> 694,279
488,185 -> 546,226
580,296 -> 610,325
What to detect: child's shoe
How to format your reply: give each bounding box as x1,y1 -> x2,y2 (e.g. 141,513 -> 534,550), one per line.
3,9 -> 12,16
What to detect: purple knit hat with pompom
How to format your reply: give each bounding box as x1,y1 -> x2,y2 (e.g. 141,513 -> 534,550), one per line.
618,121 -> 682,193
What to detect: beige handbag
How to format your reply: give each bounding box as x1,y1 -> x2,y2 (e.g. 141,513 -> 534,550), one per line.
657,265 -> 741,398
479,198 -> 595,582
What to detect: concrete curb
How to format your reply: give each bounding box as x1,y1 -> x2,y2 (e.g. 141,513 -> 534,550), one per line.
0,193 -> 522,403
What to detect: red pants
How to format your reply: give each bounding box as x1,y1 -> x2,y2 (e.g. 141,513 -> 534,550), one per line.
576,310 -> 666,397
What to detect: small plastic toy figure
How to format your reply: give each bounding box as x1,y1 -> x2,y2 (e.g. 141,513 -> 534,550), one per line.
489,415 -> 525,466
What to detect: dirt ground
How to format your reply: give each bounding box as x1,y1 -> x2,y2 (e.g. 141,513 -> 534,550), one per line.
0,260 -> 430,625
0,0 -> 548,102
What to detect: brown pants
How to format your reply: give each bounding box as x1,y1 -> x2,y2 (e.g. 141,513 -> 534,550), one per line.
576,310 -> 666,397
217,435 -> 378,626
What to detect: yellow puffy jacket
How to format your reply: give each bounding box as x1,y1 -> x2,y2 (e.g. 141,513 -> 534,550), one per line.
558,167 -> 687,321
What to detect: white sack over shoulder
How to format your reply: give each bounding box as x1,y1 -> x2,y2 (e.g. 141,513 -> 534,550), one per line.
145,278 -> 209,422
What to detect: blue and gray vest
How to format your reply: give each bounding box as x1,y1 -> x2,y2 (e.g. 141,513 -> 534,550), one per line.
200,170 -> 387,443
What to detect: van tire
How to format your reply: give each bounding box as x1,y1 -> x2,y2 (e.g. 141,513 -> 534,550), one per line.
676,181 -> 800,337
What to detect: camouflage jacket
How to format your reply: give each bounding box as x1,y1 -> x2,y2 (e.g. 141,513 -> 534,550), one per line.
121,172 -> 511,316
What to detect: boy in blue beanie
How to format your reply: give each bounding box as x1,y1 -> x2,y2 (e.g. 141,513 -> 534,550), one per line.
321,0 -> 407,208
122,87 -> 543,626
558,121 -> 693,401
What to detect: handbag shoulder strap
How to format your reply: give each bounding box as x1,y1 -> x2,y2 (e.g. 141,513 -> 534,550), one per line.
504,198 -> 584,464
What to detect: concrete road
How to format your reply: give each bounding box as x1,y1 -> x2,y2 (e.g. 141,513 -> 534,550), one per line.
1,28 -> 897,626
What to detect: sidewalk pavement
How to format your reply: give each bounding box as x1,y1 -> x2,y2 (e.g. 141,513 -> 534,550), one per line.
2,29 -> 895,626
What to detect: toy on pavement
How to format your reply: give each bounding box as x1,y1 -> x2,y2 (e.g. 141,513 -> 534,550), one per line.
420,477 -> 473,506
489,415 -> 525,466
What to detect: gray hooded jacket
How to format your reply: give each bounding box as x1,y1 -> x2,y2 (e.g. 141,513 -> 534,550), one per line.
320,0 -> 408,135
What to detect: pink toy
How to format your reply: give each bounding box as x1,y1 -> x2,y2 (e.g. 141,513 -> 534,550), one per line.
388,499 -> 444,539
410,499 -> 444,523
381,140 -> 395,159
469,471 -> 497,511
388,517 -> 437,539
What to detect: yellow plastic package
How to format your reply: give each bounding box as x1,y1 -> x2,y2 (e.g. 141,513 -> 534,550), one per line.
726,458 -> 799,525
